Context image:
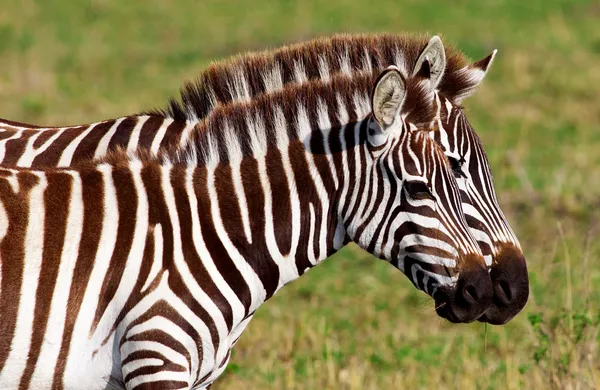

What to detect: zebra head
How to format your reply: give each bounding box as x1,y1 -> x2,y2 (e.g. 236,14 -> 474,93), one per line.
412,37 -> 529,324
345,66 -> 494,323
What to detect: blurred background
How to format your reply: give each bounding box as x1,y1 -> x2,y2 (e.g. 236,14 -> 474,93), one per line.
1,0 -> 598,388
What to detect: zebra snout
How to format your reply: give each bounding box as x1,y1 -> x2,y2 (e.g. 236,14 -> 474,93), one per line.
478,244 -> 529,325
434,257 -> 494,323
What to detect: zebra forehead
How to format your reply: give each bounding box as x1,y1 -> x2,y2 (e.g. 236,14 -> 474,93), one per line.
148,33 -> 474,121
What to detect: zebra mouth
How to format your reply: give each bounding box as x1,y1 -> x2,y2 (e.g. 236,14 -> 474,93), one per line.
431,262 -> 494,324
434,296 -> 487,324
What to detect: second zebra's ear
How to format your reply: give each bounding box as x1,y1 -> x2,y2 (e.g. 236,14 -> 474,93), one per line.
412,35 -> 446,89
453,50 -> 497,104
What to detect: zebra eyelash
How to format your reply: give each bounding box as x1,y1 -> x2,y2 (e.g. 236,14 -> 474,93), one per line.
403,180 -> 435,201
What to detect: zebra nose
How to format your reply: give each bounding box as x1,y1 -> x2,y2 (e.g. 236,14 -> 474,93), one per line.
479,244 -> 529,325
434,256 -> 493,323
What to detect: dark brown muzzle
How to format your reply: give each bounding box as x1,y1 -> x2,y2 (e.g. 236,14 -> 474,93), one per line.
479,244 -> 529,325
434,255 -> 494,323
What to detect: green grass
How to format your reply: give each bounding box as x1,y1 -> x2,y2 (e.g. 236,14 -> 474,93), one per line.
1,0 -> 599,388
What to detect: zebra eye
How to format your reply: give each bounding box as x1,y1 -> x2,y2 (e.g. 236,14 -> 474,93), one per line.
404,180 -> 435,201
448,157 -> 466,178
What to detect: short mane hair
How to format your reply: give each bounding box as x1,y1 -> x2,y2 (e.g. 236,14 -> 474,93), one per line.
147,33 -> 473,122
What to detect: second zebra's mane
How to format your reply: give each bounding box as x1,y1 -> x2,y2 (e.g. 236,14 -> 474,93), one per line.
147,33 -> 474,122
160,70 -> 436,167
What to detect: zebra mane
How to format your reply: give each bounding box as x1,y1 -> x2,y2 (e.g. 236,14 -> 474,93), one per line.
160,69 -> 436,167
146,33 -> 473,122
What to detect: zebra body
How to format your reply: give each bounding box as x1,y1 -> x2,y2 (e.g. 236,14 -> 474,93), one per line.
0,68 -> 490,389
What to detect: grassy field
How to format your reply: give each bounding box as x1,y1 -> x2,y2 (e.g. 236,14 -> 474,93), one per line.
1,0 -> 599,388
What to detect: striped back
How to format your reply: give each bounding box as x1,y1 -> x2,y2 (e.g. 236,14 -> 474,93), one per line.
0,115 -> 196,167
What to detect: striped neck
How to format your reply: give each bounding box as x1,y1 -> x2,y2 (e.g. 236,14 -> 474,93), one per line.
172,108 -> 373,306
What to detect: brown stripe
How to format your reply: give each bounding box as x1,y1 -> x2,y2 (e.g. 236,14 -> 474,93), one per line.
193,167 -> 252,314
121,301 -> 200,387
264,147 -> 292,256
159,120 -> 186,150
0,128 -> 18,142
236,159 -> 279,299
345,122 -> 370,224
91,166 -> 138,334
0,118 -> 45,128
71,120 -> 116,163
0,171 -> 39,369
94,216 -> 157,352
171,167 -> 233,330
32,129 -> 59,149
130,380 -> 189,390
19,172 -> 72,390
137,164 -> 220,356
107,116 -> 138,153
123,331 -> 187,383
2,130 -> 37,165
136,116 -> 165,150
168,167 -> 220,350
287,141 -> 319,274
52,168 -> 105,390
32,126 -> 87,167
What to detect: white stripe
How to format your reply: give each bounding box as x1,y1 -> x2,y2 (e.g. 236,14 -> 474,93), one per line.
293,60 -> 308,83
121,341 -> 189,370
94,117 -> 125,159
207,166 -> 265,313
121,358 -> 163,375
228,66 -> 251,102
63,164 -> 119,379
126,116 -> 150,151
160,165 -> 229,347
0,173 -> 47,386
31,172 -> 84,384
261,63 -> 284,93
92,162 -> 149,350
178,122 -> 198,149
0,128 -> 26,162
272,106 -> 302,264
125,316 -> 198,379
16,127 -> 69,167
141,224 -> 164,293
126,370 -> 190,389
57,123 -> 101,166
150,118 -> 174,154
317,55 -> 330,81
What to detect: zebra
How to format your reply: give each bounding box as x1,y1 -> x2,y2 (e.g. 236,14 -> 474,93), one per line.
0,33 -> 528,323
0,67 -> 493,389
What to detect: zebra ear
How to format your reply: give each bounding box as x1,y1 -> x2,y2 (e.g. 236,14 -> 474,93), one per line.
454,50 -> 497,104
413,36 -> 446,89
371,66 -> 406,130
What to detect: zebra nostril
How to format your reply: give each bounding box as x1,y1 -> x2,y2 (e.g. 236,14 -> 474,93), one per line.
492,278 -> 512,306
500,280 -> 512,301
463,284 -> 478,305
